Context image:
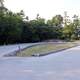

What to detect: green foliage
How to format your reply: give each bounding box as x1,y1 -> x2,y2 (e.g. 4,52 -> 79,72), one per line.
0,2 -> 80,45
62,23 -> 79,40
52,15 -> 63,26
0,9 -> 23,44
47,15 -> 63,27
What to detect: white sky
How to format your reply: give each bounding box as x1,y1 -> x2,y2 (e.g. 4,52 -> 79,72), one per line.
4,0 -> 80,20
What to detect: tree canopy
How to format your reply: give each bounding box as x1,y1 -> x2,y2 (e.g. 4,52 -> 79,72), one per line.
0,1 -> 80,45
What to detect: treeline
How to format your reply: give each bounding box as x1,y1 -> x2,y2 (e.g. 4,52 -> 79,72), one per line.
0,10 -> 63,44
0,6 -> 80,44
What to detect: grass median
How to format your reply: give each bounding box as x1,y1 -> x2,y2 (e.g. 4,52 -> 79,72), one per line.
16,42 -> 77,57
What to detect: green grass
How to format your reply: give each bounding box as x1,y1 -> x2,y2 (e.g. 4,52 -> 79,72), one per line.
16,42 -> 77,57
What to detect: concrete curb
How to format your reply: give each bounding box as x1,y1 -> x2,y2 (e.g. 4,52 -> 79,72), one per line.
3,43 -> 79,57
32,44 -> 79,57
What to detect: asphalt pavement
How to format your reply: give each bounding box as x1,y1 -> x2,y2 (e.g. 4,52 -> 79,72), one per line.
0,44 -> 80,80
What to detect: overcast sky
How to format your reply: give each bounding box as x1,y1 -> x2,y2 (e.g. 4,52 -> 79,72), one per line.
4,0 -> 80,20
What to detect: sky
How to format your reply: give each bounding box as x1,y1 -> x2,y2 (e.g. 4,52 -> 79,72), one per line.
4,0 -> 80,20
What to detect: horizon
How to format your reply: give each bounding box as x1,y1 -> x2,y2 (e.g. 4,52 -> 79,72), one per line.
4,0 -> 80,20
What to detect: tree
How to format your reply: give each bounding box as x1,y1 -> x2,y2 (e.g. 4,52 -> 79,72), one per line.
0,0 -> 4,7
0,0 -> 7,12
63,11 -> 70,25
21,22 -> 33,43
36,13 -> 39,20
51,15 -> 63,27
47,20 -> 53,26
72,15 -> 79,27
62,23 -> 76,40
0,10 -> 24,44
72,15 -> 80,39
26,16 -> 29,21
30,17 -> 45,27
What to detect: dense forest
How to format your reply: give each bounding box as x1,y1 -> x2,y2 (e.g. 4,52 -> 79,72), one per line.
0,0 -> 80,45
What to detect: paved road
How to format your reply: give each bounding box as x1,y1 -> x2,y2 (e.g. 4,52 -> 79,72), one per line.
0,45 -> 80,80
0,43 -> 44,57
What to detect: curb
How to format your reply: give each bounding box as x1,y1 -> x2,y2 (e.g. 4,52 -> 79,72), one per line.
3,43 -> 79,57
32,44 -> 79,57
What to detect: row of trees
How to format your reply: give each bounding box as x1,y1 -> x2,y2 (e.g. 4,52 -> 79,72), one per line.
63,14 -> 80,40
0,10 -> 63,44
0,0 -> 80,45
